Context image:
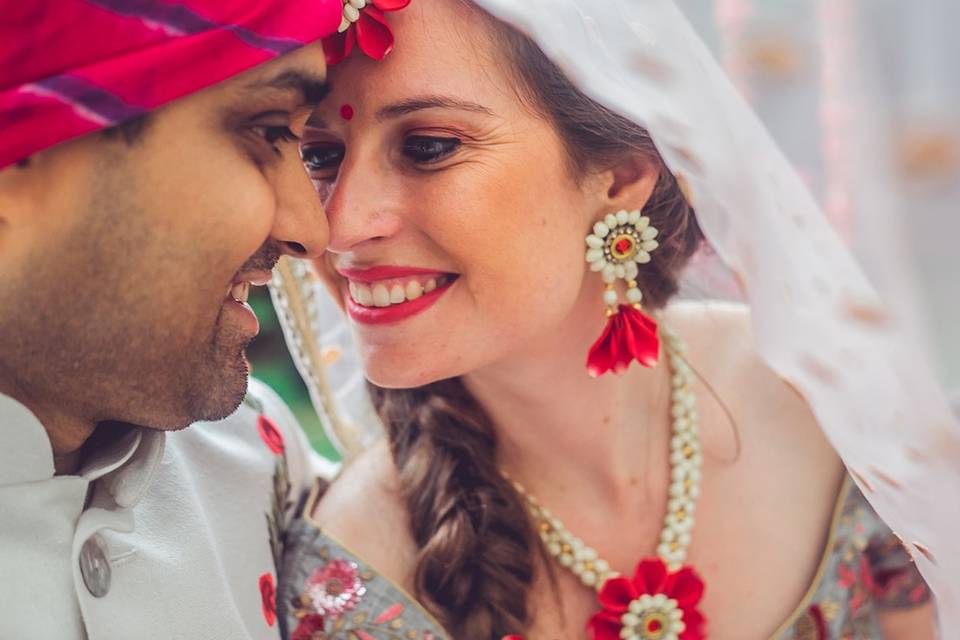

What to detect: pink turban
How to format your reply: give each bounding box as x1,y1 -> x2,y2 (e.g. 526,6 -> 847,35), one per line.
0,0 -> 342,169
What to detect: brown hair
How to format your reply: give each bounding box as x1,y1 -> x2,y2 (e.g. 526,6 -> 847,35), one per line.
369,5 -> 703,637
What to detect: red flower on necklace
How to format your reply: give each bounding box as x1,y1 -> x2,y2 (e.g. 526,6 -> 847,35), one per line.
586,305 -> 660,377
587,558 -> 706,640
323,0 -> 412,65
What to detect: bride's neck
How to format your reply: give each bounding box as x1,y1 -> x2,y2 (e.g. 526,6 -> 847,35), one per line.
462,307 -> 673,505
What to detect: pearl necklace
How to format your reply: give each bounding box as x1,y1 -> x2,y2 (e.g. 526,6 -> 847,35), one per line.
511,326 -> 703,590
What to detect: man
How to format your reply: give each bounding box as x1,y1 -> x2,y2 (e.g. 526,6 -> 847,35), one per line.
0,1 -> 341,638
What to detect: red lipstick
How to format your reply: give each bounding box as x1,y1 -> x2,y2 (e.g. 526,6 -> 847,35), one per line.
337,265 -> 446,283
338,266 -> 458,325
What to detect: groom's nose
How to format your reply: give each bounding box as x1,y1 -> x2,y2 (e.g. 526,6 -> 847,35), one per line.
270,152 -> 329,259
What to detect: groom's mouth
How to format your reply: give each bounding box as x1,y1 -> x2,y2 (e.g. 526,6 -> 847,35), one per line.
221,270 -> 273,336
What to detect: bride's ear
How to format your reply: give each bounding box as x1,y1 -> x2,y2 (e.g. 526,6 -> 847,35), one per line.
591,153 -> 660,214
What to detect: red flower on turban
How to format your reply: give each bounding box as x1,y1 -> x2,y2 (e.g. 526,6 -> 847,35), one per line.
323,0 -> 412,65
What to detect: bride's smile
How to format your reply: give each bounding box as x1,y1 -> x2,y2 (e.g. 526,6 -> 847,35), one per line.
338,265 -> 459,324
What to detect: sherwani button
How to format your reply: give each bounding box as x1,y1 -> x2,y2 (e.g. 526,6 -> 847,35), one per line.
79,536 -> 111,598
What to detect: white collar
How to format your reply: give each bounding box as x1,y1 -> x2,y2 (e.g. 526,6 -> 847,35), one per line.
0,391 -> 165,507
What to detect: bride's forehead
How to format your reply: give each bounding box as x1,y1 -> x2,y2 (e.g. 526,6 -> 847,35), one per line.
376,0 -> 499,68
322,1 -> 516,113
330,43 -> 509,104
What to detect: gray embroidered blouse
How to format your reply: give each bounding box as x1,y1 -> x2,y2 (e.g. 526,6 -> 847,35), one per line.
278,477 -> 928,639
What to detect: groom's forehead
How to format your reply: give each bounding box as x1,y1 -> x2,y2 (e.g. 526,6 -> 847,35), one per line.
236,68 -> 331,109
207,45 -> 330,112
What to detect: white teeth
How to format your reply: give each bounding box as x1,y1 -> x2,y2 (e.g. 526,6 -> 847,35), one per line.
405,280 -> 423,300
372,284 -> 391,307
356,283 -> 373,306
230,282 -> 250,303
347,275 -> 454,308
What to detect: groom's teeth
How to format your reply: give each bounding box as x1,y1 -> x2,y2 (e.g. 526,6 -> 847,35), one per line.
372,284 -> 391,307
389,284 -> 406,304
405,280 -> 423,300
230,282 -> 250,303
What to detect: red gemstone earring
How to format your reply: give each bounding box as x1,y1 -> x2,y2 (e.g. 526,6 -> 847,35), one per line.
584,209 -> 661,377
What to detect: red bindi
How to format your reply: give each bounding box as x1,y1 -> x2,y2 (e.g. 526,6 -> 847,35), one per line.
339,104 -> 355,120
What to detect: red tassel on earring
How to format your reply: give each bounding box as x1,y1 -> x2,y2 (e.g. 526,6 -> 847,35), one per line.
586,305 -> 660,377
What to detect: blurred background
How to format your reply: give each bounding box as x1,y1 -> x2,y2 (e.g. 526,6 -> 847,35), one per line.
248,288 -> 337,459
679,0 -> 960,391
248,0 -> 960,461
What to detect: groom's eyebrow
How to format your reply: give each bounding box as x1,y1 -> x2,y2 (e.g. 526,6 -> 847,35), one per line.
244,70 -> 331,108
376,95 -> 495,120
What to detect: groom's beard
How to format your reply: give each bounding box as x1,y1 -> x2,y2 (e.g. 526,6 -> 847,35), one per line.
0,190 -> 278,433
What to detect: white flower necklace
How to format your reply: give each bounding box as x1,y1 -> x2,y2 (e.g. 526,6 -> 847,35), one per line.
509,327 -> 707,639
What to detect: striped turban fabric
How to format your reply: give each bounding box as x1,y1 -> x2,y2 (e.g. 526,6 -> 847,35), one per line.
0,0 -> 342,169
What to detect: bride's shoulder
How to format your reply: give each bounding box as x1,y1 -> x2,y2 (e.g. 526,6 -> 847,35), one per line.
311,438 -> 417,588
662,300 -> 836,454
661,299 -> 755,381
663,299 -> 779,388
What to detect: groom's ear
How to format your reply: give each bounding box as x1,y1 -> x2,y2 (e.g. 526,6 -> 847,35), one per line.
595,153 -> 660,213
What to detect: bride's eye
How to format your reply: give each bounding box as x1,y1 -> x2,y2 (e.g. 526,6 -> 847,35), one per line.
301,144 -> 344,172
402,135 -> 461,164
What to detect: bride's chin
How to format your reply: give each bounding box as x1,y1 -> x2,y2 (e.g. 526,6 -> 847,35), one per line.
361,355 -> 445,391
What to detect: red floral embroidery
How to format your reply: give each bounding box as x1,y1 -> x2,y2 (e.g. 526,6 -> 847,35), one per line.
304,558 -> 367,616
257,415 -> 285,455
291,613 -> 326,640
259,572 -> 277,627
588,558 -> 706,640
587,305 -> 660,377
323,0 -> 411,65
807,604 -> 828,639
373,603 -> 404,623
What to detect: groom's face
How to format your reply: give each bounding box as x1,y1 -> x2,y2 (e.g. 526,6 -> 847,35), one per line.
0,45 -> 329,430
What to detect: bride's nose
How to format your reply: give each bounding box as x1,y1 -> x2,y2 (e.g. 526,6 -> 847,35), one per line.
323,152 -> 404,254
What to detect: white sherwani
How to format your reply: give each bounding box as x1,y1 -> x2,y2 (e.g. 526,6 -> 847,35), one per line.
0,378 -> 335,640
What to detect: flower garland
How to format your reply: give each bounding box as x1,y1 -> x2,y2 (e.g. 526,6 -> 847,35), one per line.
511,327 -> 707,639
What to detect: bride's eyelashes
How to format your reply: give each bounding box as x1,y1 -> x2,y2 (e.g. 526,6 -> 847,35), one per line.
401,135 -> 462,163
300,134 -> 465,179
301,143 -> 344,173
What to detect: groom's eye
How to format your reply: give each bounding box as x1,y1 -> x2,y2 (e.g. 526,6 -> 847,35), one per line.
402,135 -> 461,164
301,144 -> 344,172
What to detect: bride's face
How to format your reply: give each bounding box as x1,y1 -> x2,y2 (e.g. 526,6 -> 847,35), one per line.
306,0 -> 603,387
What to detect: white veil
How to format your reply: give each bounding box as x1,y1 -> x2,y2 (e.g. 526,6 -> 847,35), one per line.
270,0 -> 959,633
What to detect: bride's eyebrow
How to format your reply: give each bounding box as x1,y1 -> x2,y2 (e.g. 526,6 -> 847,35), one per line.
376,95 -> 495,120
304,95 -> 495,130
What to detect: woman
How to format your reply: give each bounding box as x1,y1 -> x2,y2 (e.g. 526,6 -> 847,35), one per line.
271,0 -> 944,637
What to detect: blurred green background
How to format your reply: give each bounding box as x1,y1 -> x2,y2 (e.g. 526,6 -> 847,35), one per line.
248,286 -> 339,461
